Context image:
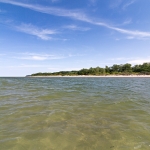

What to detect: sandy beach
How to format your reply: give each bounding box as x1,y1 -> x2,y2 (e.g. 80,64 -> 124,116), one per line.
28,75 -> 150,78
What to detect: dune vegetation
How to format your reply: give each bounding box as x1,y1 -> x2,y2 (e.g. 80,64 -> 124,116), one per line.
30,63 -> 150,76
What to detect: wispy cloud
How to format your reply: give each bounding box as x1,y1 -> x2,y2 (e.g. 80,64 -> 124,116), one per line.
109,57 -> 150,65
51,0 -> 60,3
14,53 -> 65,60
123,0 -> 136,10
128,59 -> 150,65
0,0 -> 150,39
63,25 -> 90,31
0,64 -> 57,70
110,0 -> 122,8
108,26 -> 150,39
109,57 -> 131,61
110,0 -> 136,9
122,18 -> 132,25
88,0 -> 97,6
21,55 -> 49,60
126,36 -> 149,40
15,23 -> 56,40
2,64 -> 47,68
0,0 -> 86,21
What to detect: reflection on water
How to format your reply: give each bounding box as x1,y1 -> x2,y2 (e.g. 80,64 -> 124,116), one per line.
0,77 -> 150,150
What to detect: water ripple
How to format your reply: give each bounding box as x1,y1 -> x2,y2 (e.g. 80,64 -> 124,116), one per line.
0,77 -> 150,149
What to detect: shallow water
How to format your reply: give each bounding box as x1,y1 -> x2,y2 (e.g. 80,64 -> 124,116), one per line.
0,77 -> 150,150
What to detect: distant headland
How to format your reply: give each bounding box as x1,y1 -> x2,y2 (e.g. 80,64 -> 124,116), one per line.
27,62 -> 150,77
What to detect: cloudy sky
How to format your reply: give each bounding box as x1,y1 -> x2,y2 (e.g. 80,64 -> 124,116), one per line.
0,0 -> 150,76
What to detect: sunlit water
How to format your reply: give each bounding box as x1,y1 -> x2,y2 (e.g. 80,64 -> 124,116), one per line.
0,77 -> 150,150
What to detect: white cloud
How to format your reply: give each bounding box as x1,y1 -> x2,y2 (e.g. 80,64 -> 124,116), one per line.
1,64 -> 46,68
128,59 -> 150,65
110,57 -> 130,61
13,53 -> 66,60
123,0 -> 136,10
89,0 -> 97,5
109,57 -> 150,65
63,25 -> 90,31
109,26 -> 150,39
0,0 -> 150,39
122,18 -> 132,25
126,36 -> 149,40
110,0 -> 123,8
15,23 -> 56,40
24,55 -> 48,60
0,0 -> 86,20
51,0 -> 60,3
0,64 -> 58,71
110,0 -> 136,9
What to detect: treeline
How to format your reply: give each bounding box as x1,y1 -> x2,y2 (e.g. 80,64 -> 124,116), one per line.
31,62 -> 150,76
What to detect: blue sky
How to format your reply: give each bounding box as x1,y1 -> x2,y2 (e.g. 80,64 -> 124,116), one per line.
0,0 -> 150,76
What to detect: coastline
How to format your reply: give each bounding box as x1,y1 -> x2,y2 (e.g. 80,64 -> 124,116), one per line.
27,75 -> 150,78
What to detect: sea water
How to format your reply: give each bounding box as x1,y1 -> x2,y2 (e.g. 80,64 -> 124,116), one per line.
0,77 -> 150,150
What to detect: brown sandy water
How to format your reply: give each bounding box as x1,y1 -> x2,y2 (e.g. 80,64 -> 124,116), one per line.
0,77 -> 150,150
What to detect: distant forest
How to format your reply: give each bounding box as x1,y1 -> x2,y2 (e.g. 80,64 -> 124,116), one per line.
31,62 -> 150,76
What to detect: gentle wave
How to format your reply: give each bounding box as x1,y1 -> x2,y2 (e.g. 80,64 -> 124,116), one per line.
0,77 -> 150,149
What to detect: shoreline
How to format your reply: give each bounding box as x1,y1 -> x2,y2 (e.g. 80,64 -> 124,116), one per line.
27,75 -> 150,78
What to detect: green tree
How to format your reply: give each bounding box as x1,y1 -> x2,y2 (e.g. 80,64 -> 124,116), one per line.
122,63 -> 132,73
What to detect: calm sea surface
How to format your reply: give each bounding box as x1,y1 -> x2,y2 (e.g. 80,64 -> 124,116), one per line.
0,77 -> 150,150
